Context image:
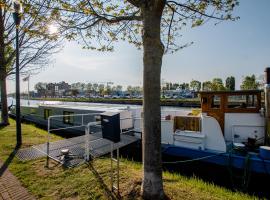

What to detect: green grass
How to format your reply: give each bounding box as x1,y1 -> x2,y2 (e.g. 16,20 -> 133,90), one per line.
0,119 -> 255,199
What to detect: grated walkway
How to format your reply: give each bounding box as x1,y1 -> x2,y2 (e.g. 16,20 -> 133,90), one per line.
16,132 -> 139,167
0,160 -> 35,200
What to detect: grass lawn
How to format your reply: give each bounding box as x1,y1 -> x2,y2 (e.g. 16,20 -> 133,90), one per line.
0,119 -> 255,199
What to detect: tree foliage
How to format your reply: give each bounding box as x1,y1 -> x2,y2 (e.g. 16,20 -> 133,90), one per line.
34,82 -> 47,97
225,76 -> 235,91
127,85 -> 142,96
202,81 -> 212,91
179,82 -> 189,90
0,0 -> 62,77
190,80 -> 201,91
71,88 -> 79,97
240,75 -> 259,90
211,78 -> 225,91
31,0 -> 239,53
0,0 -> 62,125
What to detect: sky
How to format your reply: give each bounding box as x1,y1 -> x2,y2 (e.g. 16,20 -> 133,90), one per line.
7,0 -> 270,93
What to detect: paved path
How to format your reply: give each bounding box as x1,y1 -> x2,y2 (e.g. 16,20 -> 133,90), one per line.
0,160 -> 35,200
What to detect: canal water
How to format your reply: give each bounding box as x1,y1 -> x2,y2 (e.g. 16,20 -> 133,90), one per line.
7,97 -> 193,111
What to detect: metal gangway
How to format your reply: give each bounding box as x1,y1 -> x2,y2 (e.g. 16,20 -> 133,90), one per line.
16,112 -> 140,193
38,113 -> 138,166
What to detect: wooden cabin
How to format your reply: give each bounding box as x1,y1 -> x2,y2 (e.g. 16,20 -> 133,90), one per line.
199,90 -> 262,133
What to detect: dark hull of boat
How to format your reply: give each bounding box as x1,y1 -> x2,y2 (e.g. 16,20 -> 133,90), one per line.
162,144 -> 270,175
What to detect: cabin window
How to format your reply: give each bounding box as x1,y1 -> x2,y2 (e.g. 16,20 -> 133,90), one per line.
44,109 -> 52,120
63,111 -> 74,125
174,116 -> 201,132
227,95 -> 258,109
210,95 -> 221,109
246,95 -> 258,108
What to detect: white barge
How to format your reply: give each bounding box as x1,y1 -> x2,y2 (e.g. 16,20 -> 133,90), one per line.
10,89 -> 270,175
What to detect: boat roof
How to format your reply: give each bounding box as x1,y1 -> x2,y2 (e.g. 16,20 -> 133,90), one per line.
37,103 -> 133,112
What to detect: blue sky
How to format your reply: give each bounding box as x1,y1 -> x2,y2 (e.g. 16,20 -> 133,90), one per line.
8,0 -> 270,93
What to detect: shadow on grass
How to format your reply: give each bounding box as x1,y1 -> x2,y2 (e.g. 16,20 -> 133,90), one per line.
87,162 -> 119,200
0,145 -> 20,177
0,122 -> 10,130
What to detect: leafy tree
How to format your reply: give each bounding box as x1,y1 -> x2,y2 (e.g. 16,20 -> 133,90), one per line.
115,85 -> 123,94
127,85 -> 142,96
92,83 -> 99,96
34,82 -> 47,97
133,86 -> 143,96
190,80 -> 201,91
202,81 -> 212,91
71,82 -> 83,91
71,88 -> 79,98
225,76 -> 235,91
81,83 -> 86,92
40,0 -> 238,197
105,85 -> 112,95
240,75 -> 260,90
86,83 -> 93,98
98,84 -> 105,96
211,78 -> 225,91
0,1 -> 62,125
172,83 -> 179,90
179,82 -> 189,91
127,85 -> 133,95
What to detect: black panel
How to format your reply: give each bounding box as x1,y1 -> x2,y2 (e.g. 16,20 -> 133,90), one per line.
101,112 -> 120,143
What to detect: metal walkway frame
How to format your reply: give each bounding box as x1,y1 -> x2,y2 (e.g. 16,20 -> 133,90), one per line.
43,113 -> 139,168
16,112 -> 140,193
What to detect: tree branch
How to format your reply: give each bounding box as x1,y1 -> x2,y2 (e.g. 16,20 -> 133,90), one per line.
166,1 -> 225,20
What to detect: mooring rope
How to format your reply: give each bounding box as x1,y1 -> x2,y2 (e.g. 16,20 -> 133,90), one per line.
162,152 -> 226,164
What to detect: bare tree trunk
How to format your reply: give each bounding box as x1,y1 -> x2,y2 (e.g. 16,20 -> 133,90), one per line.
141,3 -> 165,199
0,75 -> 9,126
0,8 -> 9,126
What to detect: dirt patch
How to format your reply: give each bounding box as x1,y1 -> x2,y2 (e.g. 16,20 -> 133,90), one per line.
120,178 -> 142,199
32,159 -> 62,177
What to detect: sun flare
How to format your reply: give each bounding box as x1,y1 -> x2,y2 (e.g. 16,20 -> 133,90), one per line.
48,24 -> 58,35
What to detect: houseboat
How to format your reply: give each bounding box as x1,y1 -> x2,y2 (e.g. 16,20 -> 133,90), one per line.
152,90 -> 270,175
10,102 -> 135,134
10,90 -> 270,175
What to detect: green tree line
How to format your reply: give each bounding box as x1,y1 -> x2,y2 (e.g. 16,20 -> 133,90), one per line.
162,74 -> 261,92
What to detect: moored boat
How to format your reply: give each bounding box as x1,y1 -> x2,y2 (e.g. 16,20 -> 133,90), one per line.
161,90 -> 270,174
10,70 -> 270,176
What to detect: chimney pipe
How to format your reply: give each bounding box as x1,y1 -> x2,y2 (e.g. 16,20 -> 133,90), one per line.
264,67 -> 270,144
265,68 -> 270,84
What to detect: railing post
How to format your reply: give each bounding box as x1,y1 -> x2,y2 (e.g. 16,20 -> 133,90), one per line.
82,115 -> 84,126
116,147 -> 119,194
85,125 -> 90,161
46,117 -> 50,168
110,142 -> 120,195
110,142 -> 114,191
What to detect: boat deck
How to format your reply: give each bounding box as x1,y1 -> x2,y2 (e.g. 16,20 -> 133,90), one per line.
16,132 -> 139,167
